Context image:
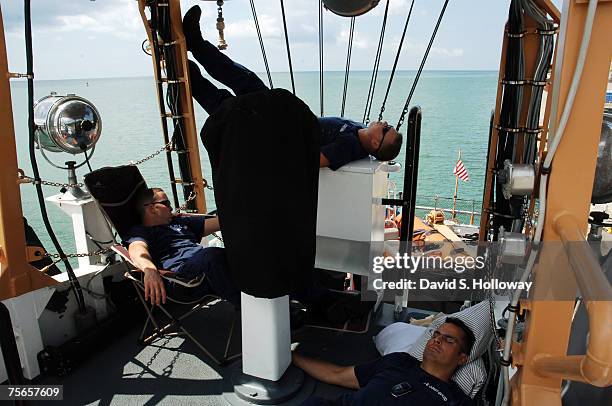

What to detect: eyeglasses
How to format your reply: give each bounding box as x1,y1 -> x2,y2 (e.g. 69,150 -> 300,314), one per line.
145,199 -> 172,209
430,330 -> 462,348
374,124 -> 393,155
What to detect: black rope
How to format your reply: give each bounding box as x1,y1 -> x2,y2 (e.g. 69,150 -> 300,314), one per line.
396,0 -> 451,131
279,0 -> 295,95
24,0 -> 86,312
150,2 -> 199,212
147,3 -> 180,209
493,0 -> 524,237
363,0 -> 390,124
250,0 -> 273,88
340,17 -> 355,117
318,0 -> 324,116
377,0 -> 415,122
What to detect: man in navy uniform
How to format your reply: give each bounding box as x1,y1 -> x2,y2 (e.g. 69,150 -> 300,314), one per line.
126,187 -> 239,306
293,318 -> 475,405
183,5 -> 403,171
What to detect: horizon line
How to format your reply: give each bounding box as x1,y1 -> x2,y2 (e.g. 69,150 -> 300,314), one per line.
15,69 -> 500,82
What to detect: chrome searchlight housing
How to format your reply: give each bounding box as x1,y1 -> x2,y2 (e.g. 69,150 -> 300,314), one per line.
323,0 -> 380,17
34,93 -> 102,154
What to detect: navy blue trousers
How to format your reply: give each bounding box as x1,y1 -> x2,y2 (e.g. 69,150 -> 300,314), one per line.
188,40 -> 268,115
170,247 -> 240,307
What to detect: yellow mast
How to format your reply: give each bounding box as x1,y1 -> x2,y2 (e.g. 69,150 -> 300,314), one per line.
511,0 -> 612,403
0,4 -> 56,301
137,0 -> 207,213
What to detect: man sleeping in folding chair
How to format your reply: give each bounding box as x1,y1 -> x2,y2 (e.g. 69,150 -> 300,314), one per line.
124,186 -> 240,308
84,166 -> 240,366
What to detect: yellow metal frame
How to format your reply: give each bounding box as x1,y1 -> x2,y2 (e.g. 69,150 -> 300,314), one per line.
0,5 -> 56,301
137,0 -> 207,213
508,0 -> 612,404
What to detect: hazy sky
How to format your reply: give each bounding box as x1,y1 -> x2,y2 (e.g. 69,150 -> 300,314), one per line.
1,0 -> 563,80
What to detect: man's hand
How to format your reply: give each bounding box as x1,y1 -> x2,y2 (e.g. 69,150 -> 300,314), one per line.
319,152 -> 330,168
129,240 -> 167,306
143,268 -> 167,305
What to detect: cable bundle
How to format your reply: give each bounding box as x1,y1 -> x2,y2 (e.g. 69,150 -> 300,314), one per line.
148,2 -> 198,212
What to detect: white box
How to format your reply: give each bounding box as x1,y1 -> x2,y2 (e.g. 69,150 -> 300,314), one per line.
315,159 -> 389,276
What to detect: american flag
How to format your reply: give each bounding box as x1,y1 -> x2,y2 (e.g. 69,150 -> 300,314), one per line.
453,159 -> 469,181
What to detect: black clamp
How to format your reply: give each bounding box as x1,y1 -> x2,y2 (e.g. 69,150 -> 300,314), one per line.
500,356 -> 513,367
540,165 -> 552,175
537,28 -> 558,36
506,31 -> 526,38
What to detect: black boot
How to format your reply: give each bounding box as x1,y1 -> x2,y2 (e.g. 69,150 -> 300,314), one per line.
183,5 -> 204,52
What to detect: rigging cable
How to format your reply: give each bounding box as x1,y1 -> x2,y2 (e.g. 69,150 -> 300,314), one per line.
340,17 -> 356,117
249,0 -> 273,88
279,0 -> 296,95
24,0 -> 86,312
377,0 -> 415,122
363,0 -> 390,124
396,0 -> 451,132
318,0 -> 324,116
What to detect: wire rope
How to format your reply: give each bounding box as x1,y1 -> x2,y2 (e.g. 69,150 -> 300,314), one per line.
340,17 -> 356,117
363,0 -> 390,124
396,0 -> 451,131
318,0 -> 324,116
377,0 -> 415,122
279,0 -> 296,95
249,0 -> 273,88
24,0 -> 86,312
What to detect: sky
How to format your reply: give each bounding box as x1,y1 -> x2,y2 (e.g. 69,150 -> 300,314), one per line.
0,0 -> 563,80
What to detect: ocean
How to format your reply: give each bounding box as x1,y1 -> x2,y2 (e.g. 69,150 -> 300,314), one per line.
9,70 -> 497,257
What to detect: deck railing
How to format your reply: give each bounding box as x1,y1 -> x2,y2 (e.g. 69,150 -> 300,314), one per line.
413,195 -> 482,225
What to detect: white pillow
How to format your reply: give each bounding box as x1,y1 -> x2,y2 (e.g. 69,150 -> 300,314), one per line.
408,301 -> 492,398
374,323 -> 426,355
373,301 -> 492,398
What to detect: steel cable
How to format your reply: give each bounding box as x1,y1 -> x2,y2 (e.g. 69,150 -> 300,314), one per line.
396,0 -> 451,131
363,0 -> 390,124
250,0 -> 273,88
341,17 -> 356,117
279,0 -> 296,95
377,0 -> 415,122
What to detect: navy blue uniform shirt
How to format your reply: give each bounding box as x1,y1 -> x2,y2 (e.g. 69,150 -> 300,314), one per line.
318,117 -> 369,170
125,216 -> 206,272
302,353 -> 472,406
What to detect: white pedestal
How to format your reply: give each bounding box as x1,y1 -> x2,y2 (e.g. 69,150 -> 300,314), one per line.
241,293 -> 291,381
46,191 -> 114,269
0,288 -> 55,382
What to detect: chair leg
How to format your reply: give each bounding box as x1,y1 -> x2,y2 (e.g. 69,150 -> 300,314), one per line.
153,302 -> 224,366
222,309 -> 241,364
132,280 -> 164,344
131,277 -> 238,366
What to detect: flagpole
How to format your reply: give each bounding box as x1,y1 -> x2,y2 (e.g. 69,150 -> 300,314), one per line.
452,149 -> 460,220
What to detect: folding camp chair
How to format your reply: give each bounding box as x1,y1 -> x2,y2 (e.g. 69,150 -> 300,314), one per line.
83,165 -> 239,366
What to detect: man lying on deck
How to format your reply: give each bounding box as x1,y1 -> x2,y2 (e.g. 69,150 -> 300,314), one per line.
183,5 -> 403,171
126,187 -> 240,306
293,318 -> 475,405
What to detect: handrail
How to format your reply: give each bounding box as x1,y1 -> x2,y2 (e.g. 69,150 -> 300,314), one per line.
532,213 -> 612,387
